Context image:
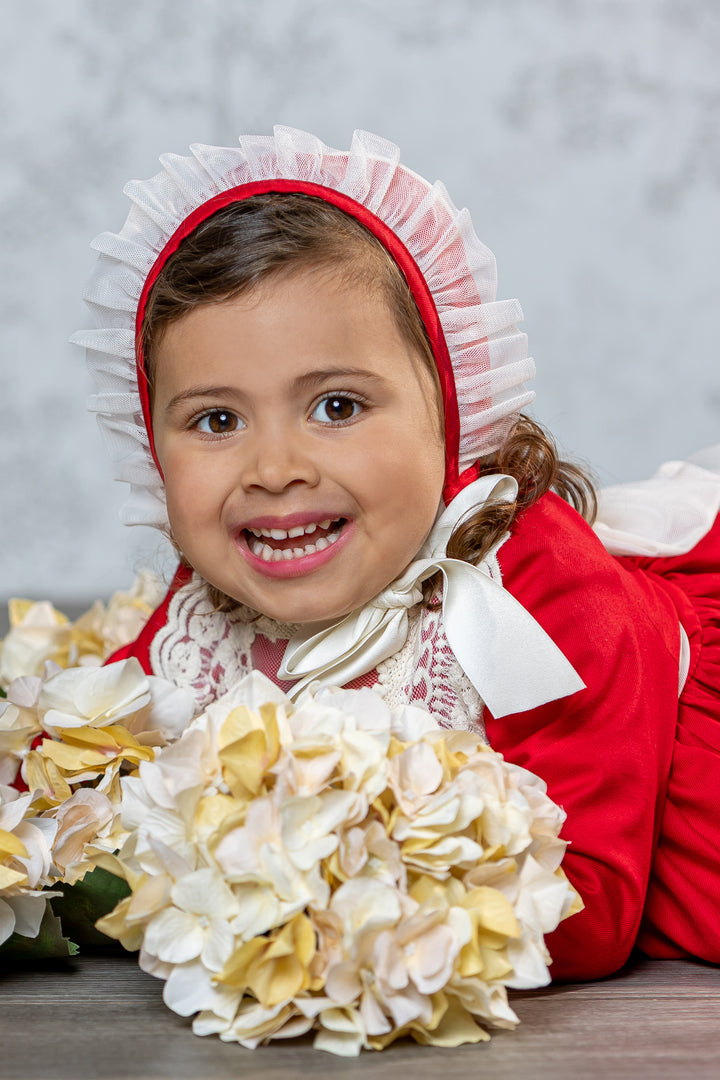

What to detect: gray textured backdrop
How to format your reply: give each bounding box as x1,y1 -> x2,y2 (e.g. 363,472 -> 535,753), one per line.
1,0 -> 718,604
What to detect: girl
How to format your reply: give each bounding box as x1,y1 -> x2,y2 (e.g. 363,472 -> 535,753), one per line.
74,128 -> 720,983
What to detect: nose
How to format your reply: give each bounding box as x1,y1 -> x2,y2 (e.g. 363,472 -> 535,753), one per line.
238,422 -> 321,493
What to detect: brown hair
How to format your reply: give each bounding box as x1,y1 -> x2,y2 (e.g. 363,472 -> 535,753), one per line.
141,193 -> 596,610
141,193 -> 439,404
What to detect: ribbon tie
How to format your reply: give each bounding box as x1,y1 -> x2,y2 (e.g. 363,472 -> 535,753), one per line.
278,475 -> 585,716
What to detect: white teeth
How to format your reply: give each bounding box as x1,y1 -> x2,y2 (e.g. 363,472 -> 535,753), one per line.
248,519 -> 338,541
248,523 -> 344,562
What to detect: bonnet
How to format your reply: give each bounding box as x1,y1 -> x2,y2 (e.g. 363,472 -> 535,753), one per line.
73,127 -> 535,527
73,128 -> 584,716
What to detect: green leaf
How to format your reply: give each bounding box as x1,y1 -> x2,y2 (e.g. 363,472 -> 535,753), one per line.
0,899 -> 78,962
49,866 -> 131,948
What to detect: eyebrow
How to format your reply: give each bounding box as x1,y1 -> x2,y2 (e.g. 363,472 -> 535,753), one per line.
163,368 -> 387,414
163,385 -> 241,414
291,367 -> 388,392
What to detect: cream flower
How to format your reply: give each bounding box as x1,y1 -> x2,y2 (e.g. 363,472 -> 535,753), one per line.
194,997 -> 313,1049
89,673 -> 581,1056
0,784 -> 59,944
213,794 -> 330,925
330,819 -> 404,888
27,722 -> 154,795
37,659 -> 151,732
49,788 -> 116,884
294,686 -> 392,800
0,671 -> 58,783
92,571 -> 165,657
143,867 -> 240,971
320,878 -> 470,1038
0,601 -> 71,685
162,956 -> 244,1021
308,1005 -> 369,1057
0,574 -> 166,688
0,701 -> 37,785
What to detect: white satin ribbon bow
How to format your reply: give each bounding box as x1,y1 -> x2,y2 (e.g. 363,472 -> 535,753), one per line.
278,475 -> 585,716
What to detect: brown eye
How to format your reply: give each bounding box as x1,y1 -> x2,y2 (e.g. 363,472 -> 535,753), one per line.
312,396 -> 362,423
197,410 -> 240,434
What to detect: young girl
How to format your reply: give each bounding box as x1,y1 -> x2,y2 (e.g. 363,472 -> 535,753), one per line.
74,127 -> 720,983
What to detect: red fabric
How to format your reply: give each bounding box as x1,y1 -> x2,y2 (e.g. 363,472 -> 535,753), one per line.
623,525 -> 720,963
110,493 -> 720,982
487,495 -> 679,979
487,493 -> 720,979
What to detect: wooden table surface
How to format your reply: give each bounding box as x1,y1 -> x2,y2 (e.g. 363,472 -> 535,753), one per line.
1,952 -> 719,1080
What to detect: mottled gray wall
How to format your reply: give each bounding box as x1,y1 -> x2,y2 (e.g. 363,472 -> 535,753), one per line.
2,0 -> 718,603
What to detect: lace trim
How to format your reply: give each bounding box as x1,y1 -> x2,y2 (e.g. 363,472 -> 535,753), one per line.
374,604 -> 486,739
150,582 -> 256,710
150,548 -> 505,738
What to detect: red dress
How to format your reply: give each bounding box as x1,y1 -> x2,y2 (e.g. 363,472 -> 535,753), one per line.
109,492 -> 720,981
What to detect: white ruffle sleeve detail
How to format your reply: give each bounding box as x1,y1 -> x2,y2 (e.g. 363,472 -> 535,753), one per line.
594,445 -> 720,557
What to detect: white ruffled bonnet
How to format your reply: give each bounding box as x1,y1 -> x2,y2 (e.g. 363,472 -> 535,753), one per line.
73,127 -> 535,529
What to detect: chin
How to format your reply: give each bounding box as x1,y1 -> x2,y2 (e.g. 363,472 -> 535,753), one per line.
265,602 -> 355,626
235,589 -> 364,626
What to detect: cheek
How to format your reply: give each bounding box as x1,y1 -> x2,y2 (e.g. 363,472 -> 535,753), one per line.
365,430 -> 445,533
161,449 -> 218,531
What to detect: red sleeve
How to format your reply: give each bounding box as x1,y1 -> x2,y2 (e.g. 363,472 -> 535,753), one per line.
487,494 -> 680,981
105,563 -> 192,673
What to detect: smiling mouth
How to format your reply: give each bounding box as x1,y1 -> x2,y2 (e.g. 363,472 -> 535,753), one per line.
243,518 -> 347,563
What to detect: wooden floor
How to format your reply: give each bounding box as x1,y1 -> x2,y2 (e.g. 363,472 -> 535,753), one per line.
1,952 -> 718,1080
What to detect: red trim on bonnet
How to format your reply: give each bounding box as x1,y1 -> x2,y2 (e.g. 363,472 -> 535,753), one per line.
135,179 -> 464,502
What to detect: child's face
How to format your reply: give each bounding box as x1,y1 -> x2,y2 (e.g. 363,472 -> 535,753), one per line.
151,269 -> 446,625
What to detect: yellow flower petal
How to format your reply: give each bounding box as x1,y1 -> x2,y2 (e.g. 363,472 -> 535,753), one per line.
0,864 -> 28,889
556,867 -> 585,918
39,739 -> 109,772
478,945 -> 514,981
95,894 -> 144,951
23,750 -> 73,808
91,851 -> 144,891
38,726 -> 154,778
218,705 -> 281,799
9,599 -> 58,628
0,828 -> 29,861
194,793 -> 240,836
463,886 -> 520,941
220,728 -> 271,799
218,914 -> 317,1008
409,998 -> 490,1047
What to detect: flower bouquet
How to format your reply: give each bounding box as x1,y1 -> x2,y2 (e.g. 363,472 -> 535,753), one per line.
0,581 -> 581,1056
